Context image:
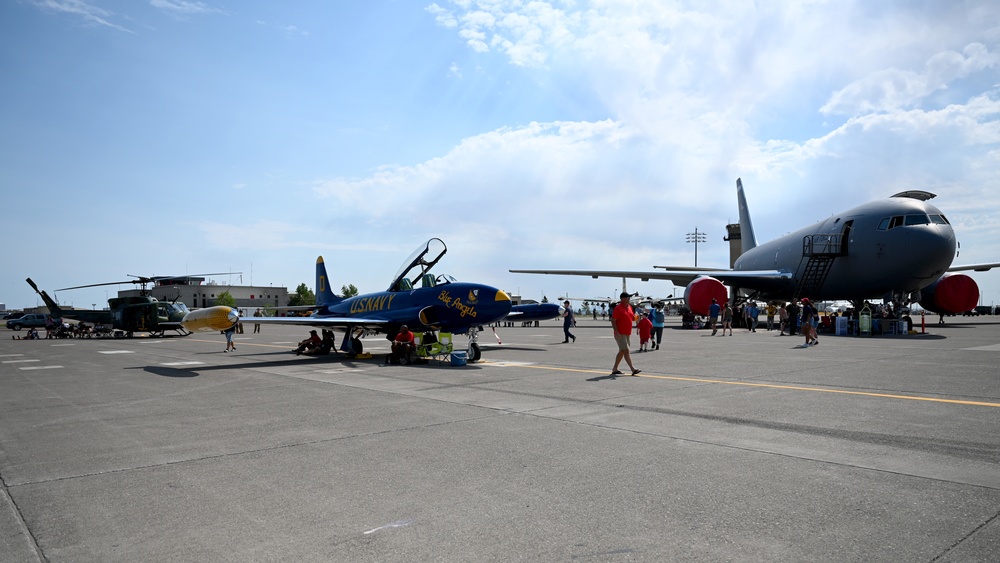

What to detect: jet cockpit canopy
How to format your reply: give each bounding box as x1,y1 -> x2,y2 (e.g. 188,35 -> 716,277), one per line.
388,238 -> 448,292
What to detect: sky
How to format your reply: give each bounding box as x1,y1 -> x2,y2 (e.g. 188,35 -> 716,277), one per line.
2,0 -> 1000,311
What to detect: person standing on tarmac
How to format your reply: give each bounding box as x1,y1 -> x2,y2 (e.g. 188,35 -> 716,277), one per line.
562,300 -> 576,343
611,292 -> 641,376
650,303 -> 665,350
709,298 -> 721,335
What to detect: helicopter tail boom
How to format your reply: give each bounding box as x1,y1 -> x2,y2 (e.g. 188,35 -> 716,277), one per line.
25,278 -> 63,316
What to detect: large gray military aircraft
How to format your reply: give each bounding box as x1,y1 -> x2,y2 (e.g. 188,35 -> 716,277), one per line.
511,179 -> 1000,316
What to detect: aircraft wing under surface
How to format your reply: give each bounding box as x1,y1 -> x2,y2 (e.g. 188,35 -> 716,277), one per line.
948,262 -> 1000,273
245,316 -> 390,328
509,268 -> 792,288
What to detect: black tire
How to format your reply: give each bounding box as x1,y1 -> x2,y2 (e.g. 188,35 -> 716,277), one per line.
351,337 -> 363,355
469,342 -> 482,362
11,324 -> 22,331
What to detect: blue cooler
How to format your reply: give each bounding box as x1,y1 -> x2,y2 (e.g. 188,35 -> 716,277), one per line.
450,351 -> 467,366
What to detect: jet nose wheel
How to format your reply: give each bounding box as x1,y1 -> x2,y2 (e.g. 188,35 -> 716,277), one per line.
467,342 -> 481,362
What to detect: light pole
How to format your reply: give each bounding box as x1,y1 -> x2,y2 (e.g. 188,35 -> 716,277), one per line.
686,227 -> 706,267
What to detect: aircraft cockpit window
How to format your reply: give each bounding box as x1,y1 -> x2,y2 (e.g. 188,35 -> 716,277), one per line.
930,214 -> 949,225
435,274 -> 457,285
904,214 -> 930,226
877,218 -> 890,231
888,216 -> 904,229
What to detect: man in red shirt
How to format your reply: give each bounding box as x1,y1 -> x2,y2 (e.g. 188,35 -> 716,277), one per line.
611,292 -> 641,376
392,325 -> 415,364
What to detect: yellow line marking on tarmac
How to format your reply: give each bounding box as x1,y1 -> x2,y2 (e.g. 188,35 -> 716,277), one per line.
511,364 -> 1000,408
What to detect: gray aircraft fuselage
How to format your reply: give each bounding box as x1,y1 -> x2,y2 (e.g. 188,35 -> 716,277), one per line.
735,196 -> 956,301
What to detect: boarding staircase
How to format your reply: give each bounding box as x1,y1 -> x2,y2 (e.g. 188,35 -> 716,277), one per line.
793,234 -> 845,299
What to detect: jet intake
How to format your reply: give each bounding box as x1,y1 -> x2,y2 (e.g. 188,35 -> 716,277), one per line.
418,306 -> 441,328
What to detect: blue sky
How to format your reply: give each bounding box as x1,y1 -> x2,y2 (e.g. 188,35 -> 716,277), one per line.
2,0 -> 1000,311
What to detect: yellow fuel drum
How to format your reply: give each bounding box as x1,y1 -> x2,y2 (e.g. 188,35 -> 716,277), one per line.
181,306 -> 239,333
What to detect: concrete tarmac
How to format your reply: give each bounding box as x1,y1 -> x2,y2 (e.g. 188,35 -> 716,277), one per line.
2,316 -> 999,562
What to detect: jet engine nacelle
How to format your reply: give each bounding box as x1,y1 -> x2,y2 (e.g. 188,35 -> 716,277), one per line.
917,273 -> 980,314
683,276 -> 729,316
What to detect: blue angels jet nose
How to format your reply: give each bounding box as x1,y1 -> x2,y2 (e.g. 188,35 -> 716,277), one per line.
477,286 -> 512,325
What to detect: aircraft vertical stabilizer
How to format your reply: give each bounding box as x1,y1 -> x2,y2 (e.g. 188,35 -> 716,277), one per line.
315,257 -> 342,308
736,178 -> 758,254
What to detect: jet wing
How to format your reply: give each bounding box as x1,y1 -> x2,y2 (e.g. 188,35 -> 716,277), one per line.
510,268 -> 792,288
947,262 -> 1000,273
245,316 -> 391,328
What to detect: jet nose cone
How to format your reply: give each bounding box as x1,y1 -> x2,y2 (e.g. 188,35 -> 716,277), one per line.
900,224 -> 956,288
918,225 -> 956,270
477,286 -> 512,324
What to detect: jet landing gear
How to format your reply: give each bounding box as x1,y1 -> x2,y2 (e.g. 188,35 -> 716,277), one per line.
467,329 -> 482,362
341,328 -> 365,358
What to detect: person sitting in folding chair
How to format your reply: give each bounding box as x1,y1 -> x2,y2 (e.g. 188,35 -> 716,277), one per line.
390,325 -> 415,365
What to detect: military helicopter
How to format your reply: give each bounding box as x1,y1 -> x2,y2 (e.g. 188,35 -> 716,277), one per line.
26,273 -> 237,337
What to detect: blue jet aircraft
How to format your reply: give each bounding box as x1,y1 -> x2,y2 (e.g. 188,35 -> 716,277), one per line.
181,238 -> 512,361
505,302 -> 562,323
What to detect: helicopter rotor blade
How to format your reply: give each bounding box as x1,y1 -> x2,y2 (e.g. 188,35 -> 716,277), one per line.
57,272 -> 244,292
56,281 -> 141,291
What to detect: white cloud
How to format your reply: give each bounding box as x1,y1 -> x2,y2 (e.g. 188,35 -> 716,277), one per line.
30,0 -> 135,33
149,0 -> 224,16
822,43 -> 1000,116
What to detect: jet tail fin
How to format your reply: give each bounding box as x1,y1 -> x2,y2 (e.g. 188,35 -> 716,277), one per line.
736,178 -> 758,254
315,257 -> 343,308
25,278 -> 63,316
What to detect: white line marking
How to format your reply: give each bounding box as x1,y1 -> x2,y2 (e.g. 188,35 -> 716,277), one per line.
0,354 -> 25,357
161,361 -> 205,366
363,519 -> 413,535
19,366 -> 64,370
51,344 -> 75,347
963,344 -> 1000,352
99,350 -> 135,354
2,359 -> 40,363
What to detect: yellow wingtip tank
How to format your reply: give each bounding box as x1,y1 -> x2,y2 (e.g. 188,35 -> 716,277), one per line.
180,306 -> 239,333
